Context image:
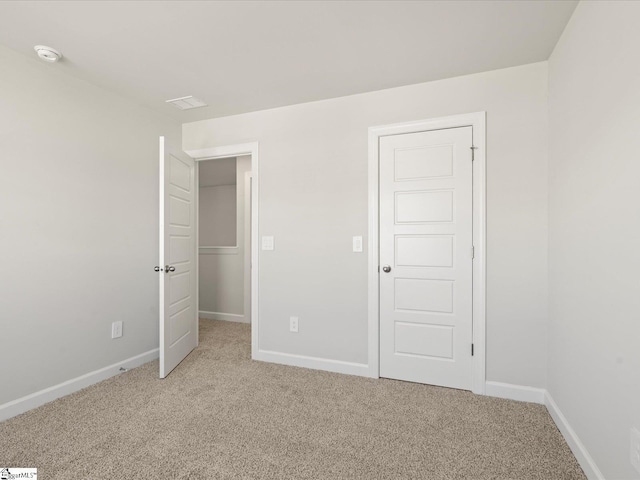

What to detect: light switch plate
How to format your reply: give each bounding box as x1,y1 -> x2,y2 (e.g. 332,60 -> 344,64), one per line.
262,236 -> 274,251
353,236 -> 363,252
111,321 -> 123,339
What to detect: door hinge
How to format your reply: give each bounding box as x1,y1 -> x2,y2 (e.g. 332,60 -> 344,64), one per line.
471,246 -> 475,259
471,146 -> 478,161
471,343 -> 475,356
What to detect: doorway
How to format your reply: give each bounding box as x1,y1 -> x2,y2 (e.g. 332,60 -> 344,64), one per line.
367,113 -> 486,394
158,140 -> 259,378
187,142 -> 260,360
197,156 -> 252,326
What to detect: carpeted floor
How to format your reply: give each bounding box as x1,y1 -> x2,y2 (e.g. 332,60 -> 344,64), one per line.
1,320 -> 585,479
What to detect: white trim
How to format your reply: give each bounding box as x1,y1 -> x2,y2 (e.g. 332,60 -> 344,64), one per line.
485,381 -> 545,404
244,171 -> 252,327
186,142 -> 259,361
484,383 -> 605,479
186,143 -> 257,161
199,246 -> 239,255
254,350 -> 370,377
199,311 -> 248,323
367,129 -> 380,379
367,112 -> 487,392
545,392 -> 605,480
0,349 -> 158,422
194,157 -> 199,347
159,137 -> 167,371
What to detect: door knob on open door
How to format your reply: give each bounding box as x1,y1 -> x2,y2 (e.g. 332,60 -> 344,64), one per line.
165,265 -> 176,272
382,265 -> 392,273
154,266 -> 163,272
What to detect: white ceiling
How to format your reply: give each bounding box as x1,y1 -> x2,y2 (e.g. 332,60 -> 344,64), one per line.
199,158 -> 237,187
0,1 -> 577,121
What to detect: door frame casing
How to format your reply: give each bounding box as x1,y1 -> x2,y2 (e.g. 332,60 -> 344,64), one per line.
243,171 -> 252,326
367,112 -> 486,394
184,142 -> 260,360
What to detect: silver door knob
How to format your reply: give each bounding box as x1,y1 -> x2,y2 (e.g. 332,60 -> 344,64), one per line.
154,266 -> 163,272
382,265 -> 392,273
165,265 -> 176,272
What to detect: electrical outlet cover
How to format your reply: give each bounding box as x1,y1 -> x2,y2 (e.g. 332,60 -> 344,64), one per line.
289,316 -> 298,333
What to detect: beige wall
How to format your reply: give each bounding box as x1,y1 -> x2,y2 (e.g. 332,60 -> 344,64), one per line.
184,62 -> 549,387
548,2 -> 640,478
199,185 -> 237,247
0,45 -> 180,405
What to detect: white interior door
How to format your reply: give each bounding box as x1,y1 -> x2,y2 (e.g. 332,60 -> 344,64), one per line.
158,136 -> 198,378
379,126 -> 473,390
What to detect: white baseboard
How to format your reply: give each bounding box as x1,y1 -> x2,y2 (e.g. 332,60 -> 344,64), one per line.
199,311 -> 248,323
485,381 -> 545,404
0,348 -> 159,422
545,392 -> 604,480
485,384 -> 604,478
254,349 -> 370,377
0,344 -> 605,480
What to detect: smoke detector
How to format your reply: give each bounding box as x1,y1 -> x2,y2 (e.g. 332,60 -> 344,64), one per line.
34,45 -> 63,63
165,96 -> 207,110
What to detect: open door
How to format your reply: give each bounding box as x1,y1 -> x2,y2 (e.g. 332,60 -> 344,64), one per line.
157,136 -> 198,378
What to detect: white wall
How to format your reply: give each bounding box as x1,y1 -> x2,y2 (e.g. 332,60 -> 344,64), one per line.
548,2 -> 640,478
199,185 -> 237,247
0,45 -> 180,406
184,63 -> 549,387
199,156 -> 251,319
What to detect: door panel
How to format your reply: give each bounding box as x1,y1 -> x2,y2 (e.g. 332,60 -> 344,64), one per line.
159,136 -> 197,378
395,323 -> 454,359
395,278 -> 454,313
379,127 -> 473,390
395,235 -> 454,267
394,145 -> 454,180
395,190 -> 454,223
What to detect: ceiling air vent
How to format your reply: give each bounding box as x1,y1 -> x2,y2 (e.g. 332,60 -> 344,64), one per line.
165,96 -> 207,110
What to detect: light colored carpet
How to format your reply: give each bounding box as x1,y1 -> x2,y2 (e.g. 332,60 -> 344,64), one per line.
1,320 -> 585,479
